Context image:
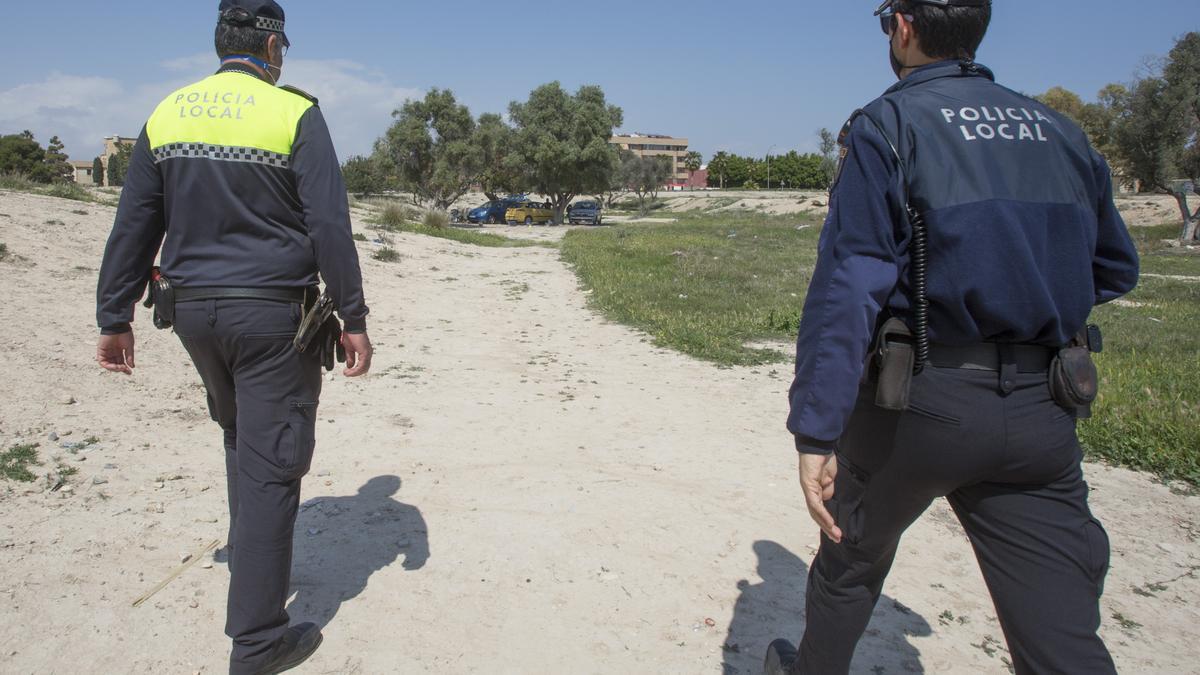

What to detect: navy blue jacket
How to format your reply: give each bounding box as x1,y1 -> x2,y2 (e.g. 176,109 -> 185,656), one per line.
787,61 -> 1139,454
96,63 -> 368,335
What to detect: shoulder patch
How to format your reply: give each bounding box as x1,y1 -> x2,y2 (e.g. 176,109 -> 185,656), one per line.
830,112 -> 861,193
279,85 -> 318,106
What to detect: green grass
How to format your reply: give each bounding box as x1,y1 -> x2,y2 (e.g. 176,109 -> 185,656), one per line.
561,211 -> 821,365
1,443 -> 41,482
0,172 -> 104,204
1080,225 -> 1200,484
563,216 -> 1199,484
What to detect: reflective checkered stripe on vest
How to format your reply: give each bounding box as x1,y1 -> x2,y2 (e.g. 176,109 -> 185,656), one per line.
146,72 -> 312,170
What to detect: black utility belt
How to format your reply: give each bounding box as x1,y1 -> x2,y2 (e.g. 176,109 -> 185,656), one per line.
927,343 -> 1054,374
174,286 -> 314,305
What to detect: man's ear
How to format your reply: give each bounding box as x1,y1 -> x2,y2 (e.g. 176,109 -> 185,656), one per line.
896,13 -> 915,50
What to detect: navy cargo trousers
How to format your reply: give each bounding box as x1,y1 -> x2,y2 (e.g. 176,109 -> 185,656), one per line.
795,358 -> 1116,675
173,298 -> 323,674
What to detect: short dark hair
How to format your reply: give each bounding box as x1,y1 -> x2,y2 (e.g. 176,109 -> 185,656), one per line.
896,1 -> 991,60
214,9 -> 272,59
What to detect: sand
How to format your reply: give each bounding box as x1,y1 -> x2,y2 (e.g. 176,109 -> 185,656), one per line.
0,190 -> 1197,674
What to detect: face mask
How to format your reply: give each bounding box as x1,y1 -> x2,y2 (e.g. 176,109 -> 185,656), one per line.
890,42 -> 905,79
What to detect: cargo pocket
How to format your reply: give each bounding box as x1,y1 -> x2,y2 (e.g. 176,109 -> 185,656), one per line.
1083,518 -> 1111,595
828,454 -> 869,546
281,401 -> 318,479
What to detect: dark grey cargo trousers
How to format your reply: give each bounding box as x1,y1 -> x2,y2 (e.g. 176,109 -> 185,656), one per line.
796,364 -> 1115,675
174,298 -> 322,674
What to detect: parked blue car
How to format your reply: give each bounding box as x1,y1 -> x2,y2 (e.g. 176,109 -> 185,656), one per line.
468,197 -> 524,225
567,200 -> 603,226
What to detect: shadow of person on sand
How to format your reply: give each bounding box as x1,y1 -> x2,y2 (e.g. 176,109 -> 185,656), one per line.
722,540 -> 931,675
287,475 -> 429,628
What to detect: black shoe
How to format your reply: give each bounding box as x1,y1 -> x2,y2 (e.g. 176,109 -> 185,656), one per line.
254,623 -> 323,675
764,638 -> 799,675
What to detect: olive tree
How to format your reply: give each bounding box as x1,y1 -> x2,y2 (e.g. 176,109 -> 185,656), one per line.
620,152 -> 672,214
376,88 -> 481,210
507,82 -> 623,224
475,112 -> 522,202
342,155 -> 388,196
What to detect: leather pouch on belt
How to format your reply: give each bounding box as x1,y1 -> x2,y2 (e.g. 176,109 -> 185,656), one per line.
317,315 -> 345,372
141,267 -> 175,330
1049,340 -> 1098,419
295,294 -> 333,354
874,317 -> 914,411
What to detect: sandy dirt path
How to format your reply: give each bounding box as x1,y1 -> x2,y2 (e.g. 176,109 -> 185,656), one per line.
0,191 -> 1197,674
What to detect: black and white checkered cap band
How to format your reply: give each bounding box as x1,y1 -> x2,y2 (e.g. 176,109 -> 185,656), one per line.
256,17 -> 285,32
152,143 -> 290,169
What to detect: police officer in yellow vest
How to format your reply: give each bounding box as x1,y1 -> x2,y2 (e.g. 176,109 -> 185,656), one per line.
95,2 -> 372,672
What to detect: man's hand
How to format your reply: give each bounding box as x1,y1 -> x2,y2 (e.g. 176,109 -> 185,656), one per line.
799,452 -> 842,543
341,331 -> 372,377
97,332 -> 136,375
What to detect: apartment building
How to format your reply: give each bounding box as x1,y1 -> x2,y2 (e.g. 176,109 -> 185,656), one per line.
610,133 -> 691,185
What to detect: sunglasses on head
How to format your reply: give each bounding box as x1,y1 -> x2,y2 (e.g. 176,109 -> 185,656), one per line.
874,0 -> 913,36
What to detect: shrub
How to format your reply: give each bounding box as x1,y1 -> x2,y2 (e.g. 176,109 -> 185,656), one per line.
379,202 -> 415,229
0,172 -> 36,191
352,232 -> 368,242
423,210 -> 450,229
374,247 -> 401,263
0,242 -> 7,260
41,182 -> 92,203
0,171 -> 97,203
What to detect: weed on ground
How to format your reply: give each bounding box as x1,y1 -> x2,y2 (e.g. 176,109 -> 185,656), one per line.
1,443 -> 41,482
373,247 -> 401,263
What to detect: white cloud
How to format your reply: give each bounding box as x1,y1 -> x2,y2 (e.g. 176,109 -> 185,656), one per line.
0,55 -> 420,161
280,59 -> 422,159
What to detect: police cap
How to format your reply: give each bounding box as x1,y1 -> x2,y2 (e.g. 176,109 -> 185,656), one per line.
218,0 -> 290,48
875,0 -> 990,14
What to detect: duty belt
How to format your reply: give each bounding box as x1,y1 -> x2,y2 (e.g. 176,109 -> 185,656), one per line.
928,343 -> 1054,373
174,286 -> 314,305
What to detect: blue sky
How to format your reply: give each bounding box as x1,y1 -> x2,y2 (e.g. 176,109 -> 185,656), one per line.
1,1 -> 1195,163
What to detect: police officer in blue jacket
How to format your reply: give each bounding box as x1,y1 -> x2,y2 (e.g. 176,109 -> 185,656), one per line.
765,2 -> 1139,673
96,1 -> 371,672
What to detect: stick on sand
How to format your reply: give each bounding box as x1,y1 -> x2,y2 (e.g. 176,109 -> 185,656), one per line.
132,539 -> 221,608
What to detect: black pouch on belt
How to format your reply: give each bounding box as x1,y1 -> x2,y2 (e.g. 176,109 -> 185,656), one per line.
318,315 -> 345,372
141,267 -> 175,330
873,317 -> 915,411
294,293 -> 334,354
294,292 -> 345,372
1049,325 -> 1101,418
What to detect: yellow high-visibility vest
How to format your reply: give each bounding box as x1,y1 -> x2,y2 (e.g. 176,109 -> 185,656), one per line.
146,71 -> 313,168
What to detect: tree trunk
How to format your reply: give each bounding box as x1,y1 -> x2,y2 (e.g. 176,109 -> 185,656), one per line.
1171,186 -> 1200,241
552,193 -> 573,225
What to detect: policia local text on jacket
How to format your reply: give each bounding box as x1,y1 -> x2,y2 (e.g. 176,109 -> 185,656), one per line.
782,61 -> 1139,673
96,59 -> 368,673
96,64 -> 367,334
